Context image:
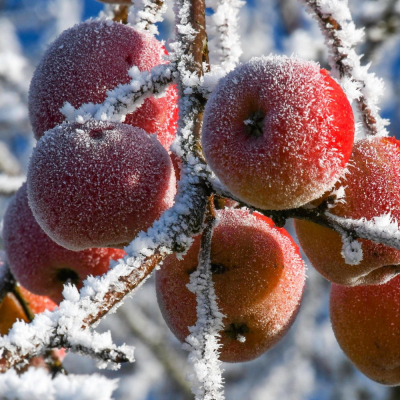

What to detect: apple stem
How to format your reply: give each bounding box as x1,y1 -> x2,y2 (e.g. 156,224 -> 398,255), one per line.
112,5 -> 130,24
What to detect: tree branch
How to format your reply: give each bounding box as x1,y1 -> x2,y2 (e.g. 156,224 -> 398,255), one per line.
303,0 -> 388,137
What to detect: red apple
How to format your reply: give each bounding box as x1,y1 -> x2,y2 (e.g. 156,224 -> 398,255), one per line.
3,183 -> 126,303
201,55 -> 354,210
28,19 -> 178,152
295,137 -> 400,286
27,120 -> 176,251
331,277 -> 400,385
156,208 -> 305,362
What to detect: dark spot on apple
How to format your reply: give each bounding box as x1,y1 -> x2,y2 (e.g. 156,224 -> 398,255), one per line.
57,268 -> 80,285
125,54 -> 134,66
374,341 -> 381,349
224,322 -> 250,340
211,263 -> 229,274
89,128 -> 104,140
245,111 -> 264,137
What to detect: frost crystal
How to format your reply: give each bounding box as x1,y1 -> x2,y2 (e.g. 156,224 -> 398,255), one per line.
0,368 -> 118,400
184,214 -> 225,400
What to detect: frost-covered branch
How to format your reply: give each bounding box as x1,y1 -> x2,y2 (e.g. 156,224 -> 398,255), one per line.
0,284 -> 135,372
0,368 -> 118,400
326,212 -> 400,252
61,63 -> 175,124
303,0 -> 389,137
207,0 -> 244,72
184,197 -> 225,400
134,0 -> 167,35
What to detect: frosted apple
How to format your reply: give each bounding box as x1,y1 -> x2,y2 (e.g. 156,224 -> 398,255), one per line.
331,277 -> 400,385
156,209 -> 305,362
27,120 -> 176,251
202,55 -> 354,210
3,183 -> 126,303
28,19 -> 178,151
295,137 -> 400,286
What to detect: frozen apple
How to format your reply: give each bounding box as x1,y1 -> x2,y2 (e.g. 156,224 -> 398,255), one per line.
27,120 -> 176,251
295,137 -> 400,286
28,19 -> 178,151
331,277 -> 400,385
202,55 -> 354,210
3,183 -> 126,303
156,209 -> 305,362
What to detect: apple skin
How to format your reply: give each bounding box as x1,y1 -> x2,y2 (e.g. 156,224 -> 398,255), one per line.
294,137 -> 400,286
27,120 -> 176,251
331,277 -> 400,385
3,183 -> 126,304
156,209 -> 305,362
201,55 -> 354,210
28,19 -> 178,152
0,287 -> 57,336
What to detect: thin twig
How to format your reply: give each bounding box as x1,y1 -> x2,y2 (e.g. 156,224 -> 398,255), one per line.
304,0 -> 386,136
10,286 -> 68,377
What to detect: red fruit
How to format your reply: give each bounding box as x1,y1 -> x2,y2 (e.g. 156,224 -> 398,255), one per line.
28,19 -> 178,151
330,277 -> 400,385
27,120 -> 176,251
156,209 -> 305,362
295,137 -> 400,286
202,55 -> 354,210
3,183 -> 126,303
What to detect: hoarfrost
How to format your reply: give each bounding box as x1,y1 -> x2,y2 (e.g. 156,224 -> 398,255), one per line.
303,0 -> 389,137
206,0 -> 244,72
184,214 -> 225,400
0,368 -> 118,400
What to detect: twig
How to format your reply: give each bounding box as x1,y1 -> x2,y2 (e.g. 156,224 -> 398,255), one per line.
303,0 -> 388,137
10,284 -> 68,377
184,195 -> 225,400
207,0 -> 244,72
135,0 -> 166,34
111,4 -> 131,24
61,64 -> 175,124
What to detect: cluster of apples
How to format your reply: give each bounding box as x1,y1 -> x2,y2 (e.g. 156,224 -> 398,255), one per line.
4,19 -> 177,308
295,137 -> 400,385
2,14 -> 400,383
